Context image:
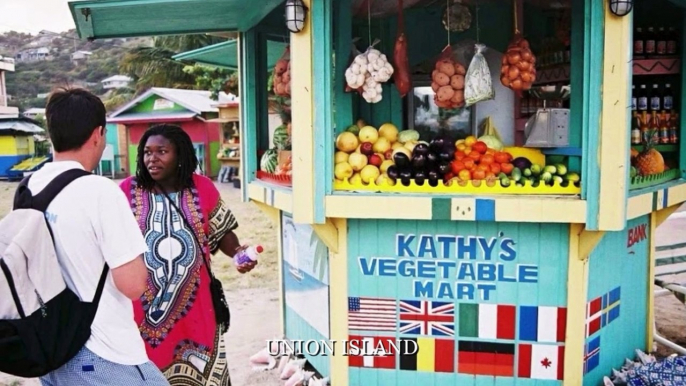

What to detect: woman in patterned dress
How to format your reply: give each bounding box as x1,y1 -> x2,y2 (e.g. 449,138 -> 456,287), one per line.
119,124 -> 256,386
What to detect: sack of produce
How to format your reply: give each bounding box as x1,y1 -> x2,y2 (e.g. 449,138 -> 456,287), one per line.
344,39 -> 365,94
272,46 -> 291,97
431,45 -> 467,109
464,44 -> 494,107
500,33 -> 536,93
345,39 -> 394,104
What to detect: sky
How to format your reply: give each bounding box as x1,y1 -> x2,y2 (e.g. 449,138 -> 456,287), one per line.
0,0 -> 77,34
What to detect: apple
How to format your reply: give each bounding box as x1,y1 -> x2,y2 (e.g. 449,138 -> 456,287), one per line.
360,165 -> 381,184
378,123 -> 399,143
359,126 -> 379,144
384,149 -> 393,160
334,162 -> 353,180
360,142 -> 374,156
380,160 -> 394,174
373,137 -> 391,154
334,151 -> 349,164
369,154 -> 383,167
335,132 -> 359,153
348,152 -> 368,172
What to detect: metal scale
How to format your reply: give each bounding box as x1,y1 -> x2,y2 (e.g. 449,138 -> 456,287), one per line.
524,84 -> 571,147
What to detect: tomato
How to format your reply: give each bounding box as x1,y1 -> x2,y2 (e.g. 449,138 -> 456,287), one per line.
472,141 -> 488,154
490,163 -> 502,174
458,169 -> 471,181
472,170 -> 486,180
494,152 -> 510,164
456,143 -> 467,151
480,154 -> 495,165
443,172 -> 455,182
464,147 -> 472,155
476,164 -> 490,173
454,150 -> 466,160
468,151 -> 482,162
463,159 -> 476,170
485,172 -> 497,181
500,163 -> 514,175
486,148 -> 496,155
451,160 -> 466,174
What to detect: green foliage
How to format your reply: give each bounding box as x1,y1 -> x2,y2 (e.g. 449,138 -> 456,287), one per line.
184,65 -> 238,100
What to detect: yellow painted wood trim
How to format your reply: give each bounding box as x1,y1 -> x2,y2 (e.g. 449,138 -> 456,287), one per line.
329,218 -> 348,385
276,210 -> 285,336
564,223 -> 588,386
598,3 -> 632,230
647,212 -> 657,351
312,218 -> 339,253
247,182 -> 293,213
290,0 -> 315,224
667,183 -> 686,207
627,194 -> 653,220
325,195 -> 433,220
251,201 -> 280,224
494,197 -> 587,224
656,204 -> 680,227
578,228 -> 606,261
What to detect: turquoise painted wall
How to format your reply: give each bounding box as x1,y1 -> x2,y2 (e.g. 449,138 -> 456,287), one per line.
104,123 -> 120,173
347,219 -> 569,385
582,215 -> 650,386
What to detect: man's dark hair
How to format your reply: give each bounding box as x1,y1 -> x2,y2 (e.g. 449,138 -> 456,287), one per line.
45,87 -> 106,152
135,124 -> 199,191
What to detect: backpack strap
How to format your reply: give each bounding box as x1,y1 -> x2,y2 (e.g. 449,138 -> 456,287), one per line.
14,169 -> 93,212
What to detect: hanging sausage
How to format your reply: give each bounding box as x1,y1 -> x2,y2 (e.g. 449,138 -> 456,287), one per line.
393,0 -> 411,98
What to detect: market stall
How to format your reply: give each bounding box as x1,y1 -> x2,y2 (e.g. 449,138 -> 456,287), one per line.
67,0 -> 686,384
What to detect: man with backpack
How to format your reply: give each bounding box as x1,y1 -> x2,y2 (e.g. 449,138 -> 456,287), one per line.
0,88 -> 169,385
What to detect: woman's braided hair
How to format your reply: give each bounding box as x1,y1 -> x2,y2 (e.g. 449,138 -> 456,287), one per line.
135,124 -> 198,191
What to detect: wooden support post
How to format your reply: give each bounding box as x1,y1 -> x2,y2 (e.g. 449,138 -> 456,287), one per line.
564,223 -> 589,386
251,201 -> 280,224
578,227 -> 606,261
329,218 -> 348,385
312,219 -> 339,254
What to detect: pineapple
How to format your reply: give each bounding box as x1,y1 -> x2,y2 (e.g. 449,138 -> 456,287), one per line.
635,131 -> 665,176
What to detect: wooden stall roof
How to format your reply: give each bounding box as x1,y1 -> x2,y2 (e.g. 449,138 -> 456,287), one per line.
69,0 -> 284,40
173,40 -> 289,71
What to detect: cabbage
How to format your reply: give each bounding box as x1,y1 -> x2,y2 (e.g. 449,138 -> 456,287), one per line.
478,135 -> 503,151
398,130 -> 420,144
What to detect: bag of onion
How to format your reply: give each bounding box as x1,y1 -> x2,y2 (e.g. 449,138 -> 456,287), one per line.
500,34 -> 537,93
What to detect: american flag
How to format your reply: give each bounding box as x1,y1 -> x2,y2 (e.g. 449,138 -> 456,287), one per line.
399,300 -> 455,336
348,297 -> 397,331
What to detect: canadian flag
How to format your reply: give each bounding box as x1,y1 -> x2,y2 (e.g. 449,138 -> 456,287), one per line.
518,344 -> 565,380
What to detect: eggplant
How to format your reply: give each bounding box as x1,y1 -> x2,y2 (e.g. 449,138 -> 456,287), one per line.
512,157 -> 532,170
426,152 -> 439,166
438,161 -> 451,175
412,154 -> 427,169
438,148 -> 453,163
427,169 -> 440,187
413,142 -> 430,156
399,168 -> 413,187
393,152 -> 411,168
387,165 -> 399,181
414,170 -> 427,186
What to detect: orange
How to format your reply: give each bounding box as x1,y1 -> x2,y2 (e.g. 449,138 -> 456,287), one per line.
472,170 -> 486,180
458,169 -> 471,181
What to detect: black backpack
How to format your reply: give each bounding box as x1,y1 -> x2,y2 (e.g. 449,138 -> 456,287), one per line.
0,169 -> 109,378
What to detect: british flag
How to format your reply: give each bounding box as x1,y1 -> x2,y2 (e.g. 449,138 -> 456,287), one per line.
398,300 -> 455,336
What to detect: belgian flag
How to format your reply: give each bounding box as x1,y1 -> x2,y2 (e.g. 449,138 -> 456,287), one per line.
398,338 -> 454,373
457,341 -> 515,376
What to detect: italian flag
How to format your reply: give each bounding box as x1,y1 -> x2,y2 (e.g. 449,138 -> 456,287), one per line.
459,303 -> 516,339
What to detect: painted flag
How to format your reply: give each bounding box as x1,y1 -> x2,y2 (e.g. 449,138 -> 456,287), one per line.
348,297 -> 397,332
459,303 -> 516,339
586,287 -> 621,337
399,300 -> 455,336
348,335 -> 397,369
457,341 -> 515,377
583,336 -> 600,374
398,337 -> 455,373
518,344 -> 565,380
519,306 -> 567,343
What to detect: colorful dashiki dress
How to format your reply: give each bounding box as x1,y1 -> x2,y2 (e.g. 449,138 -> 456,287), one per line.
120,174 -> 238,386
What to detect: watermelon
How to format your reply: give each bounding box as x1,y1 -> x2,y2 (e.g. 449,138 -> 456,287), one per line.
260,148 -> 278,173
273,125 -> 291,150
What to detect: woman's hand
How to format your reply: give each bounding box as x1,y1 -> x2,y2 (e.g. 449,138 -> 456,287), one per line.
236,260 -> 257,274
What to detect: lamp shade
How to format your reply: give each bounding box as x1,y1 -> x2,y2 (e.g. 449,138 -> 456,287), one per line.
609,0 -> 633,16
285,0 -> 307,33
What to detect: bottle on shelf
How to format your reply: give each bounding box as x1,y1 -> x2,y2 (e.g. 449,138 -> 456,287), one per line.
657,27 -> 667,56
650,111 -> 660,144
638,84 -> 648,112
670,111 -> 679,144
631,111 -> 642,145
650,84 -> 662,112
235,245 -> 263,266
667,27 -> 678,55
634,27 -> 645,57
640,111 -> 650,144
663,83 -> 674,111
645,27 -> 657,56
660,111 -> 670,144
632,85 -> 637,112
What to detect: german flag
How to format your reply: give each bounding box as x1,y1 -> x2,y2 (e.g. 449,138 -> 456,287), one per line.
457,341 -> 515,376
398,337 -> 454,372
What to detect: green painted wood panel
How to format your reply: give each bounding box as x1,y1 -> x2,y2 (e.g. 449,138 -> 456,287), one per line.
347,219 -> 569,385
209,140 -> 220,177
128,95 -> 189,114
583,0 -> 605,230
583,215 -> 650,386
128,144 -> 138,176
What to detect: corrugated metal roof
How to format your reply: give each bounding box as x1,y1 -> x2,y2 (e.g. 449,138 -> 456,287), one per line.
108,87 -> 232,119
0,119 -> 44,134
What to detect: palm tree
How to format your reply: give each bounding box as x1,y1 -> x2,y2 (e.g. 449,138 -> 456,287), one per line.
120,34 -> 226,92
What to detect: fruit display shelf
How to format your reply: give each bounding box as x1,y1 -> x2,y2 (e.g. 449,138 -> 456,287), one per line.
333,178 -> 581,195
629,169 -> 681,191
256,171 -> 292,187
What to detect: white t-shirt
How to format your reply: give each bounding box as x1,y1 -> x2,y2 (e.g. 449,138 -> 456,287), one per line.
27,160 -> 149,365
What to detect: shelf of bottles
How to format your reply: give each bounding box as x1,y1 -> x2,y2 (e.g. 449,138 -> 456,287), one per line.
630,24 -> 682,190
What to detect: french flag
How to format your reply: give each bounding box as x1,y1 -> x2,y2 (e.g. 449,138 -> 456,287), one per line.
519,306 -> 567,343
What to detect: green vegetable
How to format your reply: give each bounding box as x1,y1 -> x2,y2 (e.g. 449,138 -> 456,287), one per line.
477,135 -> 503,151
553,175 -> 564,185
273,125 -> 291,150
511,168 -> 522,182
630,167 -> 637,178
500,177 -> 511,188
260,148 -> 278,173
544,165 -> 557,175
398,130 -> 420,144
541,171 -> 553,183
523,168 -> 532,177
346,125 -> 360,135
530,164 -> 542,176
555,164 -> 568,176
566,172 -> 581,183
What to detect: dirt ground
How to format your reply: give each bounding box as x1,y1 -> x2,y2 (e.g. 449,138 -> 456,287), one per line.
0,180 -> 284,386
1,179 -> 686,386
